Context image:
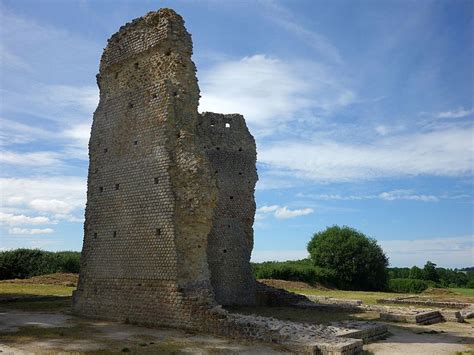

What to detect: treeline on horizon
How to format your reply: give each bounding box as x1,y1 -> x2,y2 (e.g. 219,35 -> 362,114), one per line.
1,248 -> 473,294
0,249 -> 80,280
251,259 -> 474,293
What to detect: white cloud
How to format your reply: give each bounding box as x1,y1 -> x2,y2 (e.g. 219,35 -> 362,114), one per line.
0,177 -> 86,225
259,127 -> 474,182
0,212 -> 53,226
380,236 -> 473,268
0,150 -> 63,167
2,84 -> 98,123
29,199 -> 74,214
257,205 -> 314,220
378,190 -> 438,202
274,206 -> 314,219
437,107 -> 474,119
8,227 -> 54,235
300,190 -> 440,202
199,54 -> 354,130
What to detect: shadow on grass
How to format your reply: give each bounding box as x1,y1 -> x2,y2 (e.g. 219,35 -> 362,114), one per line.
0,297 -> 71,312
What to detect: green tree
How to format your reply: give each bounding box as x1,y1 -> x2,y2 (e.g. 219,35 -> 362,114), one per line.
307,225 -> 389,290
423,261 -> 439,282
409,266 -> 424,280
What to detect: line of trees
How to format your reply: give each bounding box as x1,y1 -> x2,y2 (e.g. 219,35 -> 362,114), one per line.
0,249 -> 81,280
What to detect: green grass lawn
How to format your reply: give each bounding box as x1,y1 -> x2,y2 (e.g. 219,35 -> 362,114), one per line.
450,288 -> 474,298
0,283 -> 75,297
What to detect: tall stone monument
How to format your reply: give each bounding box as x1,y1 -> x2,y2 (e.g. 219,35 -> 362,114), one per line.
72,8 -> 364,354
73,8 -> 256,327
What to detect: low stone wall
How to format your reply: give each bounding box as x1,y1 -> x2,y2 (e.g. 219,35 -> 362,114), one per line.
377,296 -> 472,309
379,309 -> 444,325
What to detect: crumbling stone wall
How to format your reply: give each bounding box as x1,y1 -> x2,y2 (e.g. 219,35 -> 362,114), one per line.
73,9 -> 364,354
73,9 -> 219,328
197,112 -> 257,306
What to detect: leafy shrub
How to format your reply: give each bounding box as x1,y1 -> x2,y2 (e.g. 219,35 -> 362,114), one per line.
389,278 -> 429,293
307,225 -> 389,291
251,259 -> 337,286
0,249 -> 81,280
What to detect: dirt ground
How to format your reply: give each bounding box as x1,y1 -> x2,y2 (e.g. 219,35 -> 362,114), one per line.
0,306 -> 288,354
1,300 -> 473,354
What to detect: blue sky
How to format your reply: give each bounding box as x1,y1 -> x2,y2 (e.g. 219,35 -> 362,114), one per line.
0,0 -> 473,268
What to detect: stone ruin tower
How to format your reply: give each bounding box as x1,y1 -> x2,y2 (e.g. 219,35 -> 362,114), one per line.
73,9 -> 366,354
72,8 -> 257,326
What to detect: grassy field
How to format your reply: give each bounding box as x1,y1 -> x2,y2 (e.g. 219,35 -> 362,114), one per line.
0,283 -> 75,297
450,288 -> 474,297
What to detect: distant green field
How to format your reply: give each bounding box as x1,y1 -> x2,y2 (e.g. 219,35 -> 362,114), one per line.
451,288 -> 474,298
0,283 -> 75,297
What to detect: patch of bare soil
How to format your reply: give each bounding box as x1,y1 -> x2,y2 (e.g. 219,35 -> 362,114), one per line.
258,279 -> 329,290
0,273 -> 78,287
364,320 -> 474,355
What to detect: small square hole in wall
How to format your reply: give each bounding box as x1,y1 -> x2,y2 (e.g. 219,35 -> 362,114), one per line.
94,233 -> 97,239
113,231 -> 117,238
134,140 -> 138,145
238,147 -> 242,152
99,186 -> 104,192
229,196 -> 234,200
104,148 -> 108,153
223,249 -> 227,253
238,172 -> 242,175
152,93 -> 157,99
154,177 -> 159,184
156,228 -> 161,236
115,184 -> 120,190
216,147 -> 220,150
134,62 -> 139,69
225,123 -> 230,128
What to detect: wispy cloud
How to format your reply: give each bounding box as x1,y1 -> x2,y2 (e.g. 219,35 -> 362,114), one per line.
259,126 -> 473,182
0,151 -> 64,167
199,54 -> 354,132
380,236 -> 473,268
437,107 -> 474,119
300,189 -> 440,202
258,0 -> 342,64
2,84 -> 98,123
0,212 -> 53,226
8,227 -> 54,235
257,205 -> 314,220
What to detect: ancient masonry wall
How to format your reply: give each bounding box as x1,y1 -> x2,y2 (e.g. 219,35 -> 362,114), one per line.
73,9 -> 364,354
73,9 -> 219,328
197,112 -> 257,306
